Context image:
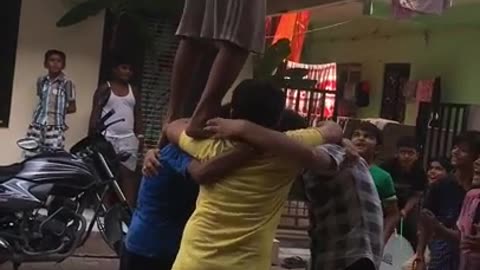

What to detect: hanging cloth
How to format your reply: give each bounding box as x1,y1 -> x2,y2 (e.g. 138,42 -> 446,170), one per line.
392,0 -> 453,19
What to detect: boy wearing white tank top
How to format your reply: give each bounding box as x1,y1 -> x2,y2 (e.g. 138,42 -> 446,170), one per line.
88,55 -> 144,207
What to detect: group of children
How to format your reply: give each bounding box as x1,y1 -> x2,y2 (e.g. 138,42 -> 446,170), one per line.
26,1 -> 480,269
26,49 -> 143,207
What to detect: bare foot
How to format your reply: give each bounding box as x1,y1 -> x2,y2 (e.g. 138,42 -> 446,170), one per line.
185,110 -> 214,139
185,120 -> 211,139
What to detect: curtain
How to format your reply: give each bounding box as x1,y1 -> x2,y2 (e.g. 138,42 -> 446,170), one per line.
285,61 -> 337,124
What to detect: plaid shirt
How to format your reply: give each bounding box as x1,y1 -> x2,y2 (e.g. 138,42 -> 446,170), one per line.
303,144 -> 384,270
32,74 -> 75,127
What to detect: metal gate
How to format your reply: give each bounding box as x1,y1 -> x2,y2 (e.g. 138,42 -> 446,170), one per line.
279,87 -> 338,230
417,102 -> 470,164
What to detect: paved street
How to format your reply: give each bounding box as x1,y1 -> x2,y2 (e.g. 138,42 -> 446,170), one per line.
0,233 -> 308,270
0,257 -> 119,270
0,234 -> 119,270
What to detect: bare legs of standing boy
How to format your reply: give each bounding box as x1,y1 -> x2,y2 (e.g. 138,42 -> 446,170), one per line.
185,41 -> 248,138
159,38 -> 249,146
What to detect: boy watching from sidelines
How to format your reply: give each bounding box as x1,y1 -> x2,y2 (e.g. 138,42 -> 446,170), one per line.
350,121 -> 399,244
25,49 -> 76,157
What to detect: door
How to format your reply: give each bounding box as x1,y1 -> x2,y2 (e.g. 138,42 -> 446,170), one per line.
380,63 -> 411,122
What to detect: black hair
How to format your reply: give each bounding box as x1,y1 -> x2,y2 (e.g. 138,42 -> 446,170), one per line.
278,109 -> 308,132
230,79 -> 286,128
453,130 -> 480,157
110,52 -> 133,68
396,136 -> 419,151
44,49 -> 66,65
352,121 -> 383,146
428,157 -> 453,173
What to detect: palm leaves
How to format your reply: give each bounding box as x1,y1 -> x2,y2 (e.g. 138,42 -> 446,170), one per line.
57,0 -> 183,50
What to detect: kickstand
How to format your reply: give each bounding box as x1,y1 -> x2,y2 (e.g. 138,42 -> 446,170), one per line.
12,262 -> 20,270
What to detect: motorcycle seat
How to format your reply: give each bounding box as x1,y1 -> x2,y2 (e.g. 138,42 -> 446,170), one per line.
0,163 -> 23,183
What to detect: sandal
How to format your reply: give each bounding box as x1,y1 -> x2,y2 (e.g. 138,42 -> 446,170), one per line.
281,256 -> 307,269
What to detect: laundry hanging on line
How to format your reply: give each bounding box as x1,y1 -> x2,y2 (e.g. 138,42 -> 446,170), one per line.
392,0 -> 453,19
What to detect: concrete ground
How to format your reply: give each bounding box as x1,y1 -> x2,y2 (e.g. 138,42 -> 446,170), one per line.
0,233 -> 308,270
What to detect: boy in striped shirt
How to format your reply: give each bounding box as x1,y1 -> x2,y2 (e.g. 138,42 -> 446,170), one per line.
25,49 -> 76,157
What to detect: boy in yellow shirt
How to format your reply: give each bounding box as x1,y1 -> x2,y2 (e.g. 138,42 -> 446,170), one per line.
164,79 -> 343,270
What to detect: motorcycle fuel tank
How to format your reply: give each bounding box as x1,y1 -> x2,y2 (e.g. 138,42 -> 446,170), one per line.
15,153 -> 96,189
0,153 -> 97,211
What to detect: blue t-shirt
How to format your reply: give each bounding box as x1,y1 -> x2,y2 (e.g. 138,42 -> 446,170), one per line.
423,175 -> 466,270
125,144 -> 198,258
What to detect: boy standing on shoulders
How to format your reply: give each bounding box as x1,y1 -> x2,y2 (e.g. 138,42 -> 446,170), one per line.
88,55 -> 144,207
25,49 -> 76,157
350,122 -> 399,244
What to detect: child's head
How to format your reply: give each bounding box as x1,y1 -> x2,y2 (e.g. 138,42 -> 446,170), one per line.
230,79 -> 286,129
350,121 -> 382,160
278,110 -> 308,132
451,130 -> 480,170
44,49 -> 66,74
111,54 -> 133,83
395,136 -> 420,170
427,157 -> 452,184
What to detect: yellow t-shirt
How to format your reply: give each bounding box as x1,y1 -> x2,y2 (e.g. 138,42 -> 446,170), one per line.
172,128 -> 324,270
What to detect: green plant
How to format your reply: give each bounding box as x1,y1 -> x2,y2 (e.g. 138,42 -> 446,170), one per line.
254,39 -> 317,90
57,0 -> 183,50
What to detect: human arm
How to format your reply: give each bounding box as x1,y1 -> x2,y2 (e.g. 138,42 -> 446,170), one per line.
422,208 -> 461,242
36,76 -> 43,98
88,83 -> 109,135
460,224 -> 480,252
376,171 -> 400,243
65,80 -> 76,114
383,199 -> 400,244
164,119 -> 258,184
414,216 -> 431,269
187,144 -> 255,184
132,86 -> 144,153
402,167 -> 428,217
401,192 -> 422,218
204,118 -> 343,171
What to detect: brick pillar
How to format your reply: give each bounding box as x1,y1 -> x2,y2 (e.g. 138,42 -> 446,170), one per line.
140,20 -> 179,151
140,19 -> 217,151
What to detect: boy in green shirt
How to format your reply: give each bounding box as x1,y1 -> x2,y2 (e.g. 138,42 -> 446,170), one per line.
350,121 -> 399,244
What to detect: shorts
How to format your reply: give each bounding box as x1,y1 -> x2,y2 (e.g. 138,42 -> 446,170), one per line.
25,124 -> 65,157
105,135 -> 139,172
176,0 -> 266,54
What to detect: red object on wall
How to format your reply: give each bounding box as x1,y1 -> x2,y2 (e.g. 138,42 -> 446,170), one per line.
270,11 -> 311,62
361,81 -> 370,93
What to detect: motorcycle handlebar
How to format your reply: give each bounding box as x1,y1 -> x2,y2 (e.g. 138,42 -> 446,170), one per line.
100,109 -> 115,124
95,109 -> 125,134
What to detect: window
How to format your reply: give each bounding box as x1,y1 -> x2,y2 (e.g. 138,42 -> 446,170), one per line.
0,0 -> 22,127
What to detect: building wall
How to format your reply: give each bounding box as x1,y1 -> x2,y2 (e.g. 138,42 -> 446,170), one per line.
302,28 -> 480,124
0,0 -> 104,164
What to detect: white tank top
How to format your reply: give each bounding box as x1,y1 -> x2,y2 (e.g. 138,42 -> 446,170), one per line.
101,81 -> 136,138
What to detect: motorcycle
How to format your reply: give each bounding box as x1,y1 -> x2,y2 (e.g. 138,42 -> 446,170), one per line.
0,109 -> 132,269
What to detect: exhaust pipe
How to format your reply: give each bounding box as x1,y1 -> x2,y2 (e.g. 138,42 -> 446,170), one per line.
0,237 -> 12,264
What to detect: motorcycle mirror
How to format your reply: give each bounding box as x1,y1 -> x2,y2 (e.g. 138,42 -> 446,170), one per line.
17,138 -> 40,151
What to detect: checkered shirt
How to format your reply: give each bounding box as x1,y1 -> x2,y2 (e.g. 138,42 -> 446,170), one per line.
303,144 -> 384,270
32,74 -> 75,128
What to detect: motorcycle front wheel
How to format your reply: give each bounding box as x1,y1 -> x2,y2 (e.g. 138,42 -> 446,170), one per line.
96,203 -> 131,255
